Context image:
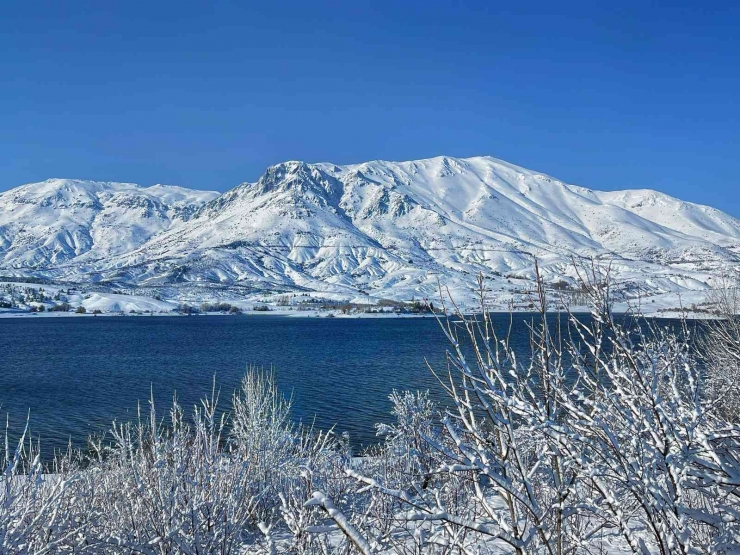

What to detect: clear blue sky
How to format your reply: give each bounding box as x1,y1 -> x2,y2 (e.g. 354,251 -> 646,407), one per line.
1,1 -> 738,214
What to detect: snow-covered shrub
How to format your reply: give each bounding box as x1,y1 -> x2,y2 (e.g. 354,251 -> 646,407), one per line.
349,390 -> 481,553
342,265 -> 740,554
85,385 -> 264,552
85,373 -> 354,554
1,371 -> 353,554
231,370 -> 356,553
376,390 -> 439,480
1,421 -> 90,552
699,272 -> 740,422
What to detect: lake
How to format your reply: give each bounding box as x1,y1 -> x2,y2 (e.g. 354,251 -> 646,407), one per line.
0,312 -> 684,458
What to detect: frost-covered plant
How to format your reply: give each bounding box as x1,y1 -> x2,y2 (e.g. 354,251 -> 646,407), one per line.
0,371 -> 353,554
231,370 -> 355,554
85,383 -> 263,553
551,265 -> 740,554
87,373 -> 354,554
376,390 -> 439,480
341,263 -> 740,554
699,271 -> 740,422
350,391 -> 475,553
1,419 -> 90,553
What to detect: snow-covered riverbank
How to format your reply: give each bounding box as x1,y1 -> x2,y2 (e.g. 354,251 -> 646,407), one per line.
0,279 -> 719,320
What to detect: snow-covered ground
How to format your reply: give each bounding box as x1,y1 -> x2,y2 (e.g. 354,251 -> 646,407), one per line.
0,279 -> 717,319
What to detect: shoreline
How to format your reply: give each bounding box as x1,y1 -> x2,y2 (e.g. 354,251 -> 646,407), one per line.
1,280 -> 717,321
0,307 -> 712,320
0,308 -> 438,319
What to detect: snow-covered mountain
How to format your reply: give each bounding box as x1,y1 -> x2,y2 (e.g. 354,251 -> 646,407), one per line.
0,179 -> 218,270
1,157 -> 738,308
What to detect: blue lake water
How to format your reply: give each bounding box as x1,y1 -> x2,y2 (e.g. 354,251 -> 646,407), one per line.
0,313 -> 682,458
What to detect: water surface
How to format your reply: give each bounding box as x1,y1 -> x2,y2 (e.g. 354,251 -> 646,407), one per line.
0,313 -> 682,457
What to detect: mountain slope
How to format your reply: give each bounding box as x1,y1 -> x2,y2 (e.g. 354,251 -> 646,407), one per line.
0,179 -> 218,270
1,158 -> 737,307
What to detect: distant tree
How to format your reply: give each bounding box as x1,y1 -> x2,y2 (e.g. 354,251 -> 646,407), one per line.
551,279 -> 570,290
75,306 -> 86,314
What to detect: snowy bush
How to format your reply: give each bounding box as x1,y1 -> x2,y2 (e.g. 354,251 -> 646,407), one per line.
342,265 -> 740,553
1,421 -> 89,552
699,272 -> 740,423
1,373 -> 352,553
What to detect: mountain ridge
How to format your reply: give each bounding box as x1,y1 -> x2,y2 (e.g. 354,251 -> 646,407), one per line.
1,156 -> 737,307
